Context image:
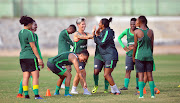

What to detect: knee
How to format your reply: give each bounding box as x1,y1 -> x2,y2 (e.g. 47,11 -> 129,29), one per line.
104,73 -> 109,78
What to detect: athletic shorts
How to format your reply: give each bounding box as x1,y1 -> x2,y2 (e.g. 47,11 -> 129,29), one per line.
20,58 -> 40,72
135,59 -> 153,73
125,54 -> 135,70
78,61 -> 86,70
47,61 -> 67,76
94,58 -> 105,70
104,60 -> 118,68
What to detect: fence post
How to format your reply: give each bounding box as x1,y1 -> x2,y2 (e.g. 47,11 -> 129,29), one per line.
55,0 -> 58,17
20,0 -> 23,16
156,0 -> 159,16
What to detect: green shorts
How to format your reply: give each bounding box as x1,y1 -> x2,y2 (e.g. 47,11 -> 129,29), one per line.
47,61 -> 67,76
125,54 -> 135,70
94,58 -> 105,70
104,60 -> 118,68
135,59 -> 153,73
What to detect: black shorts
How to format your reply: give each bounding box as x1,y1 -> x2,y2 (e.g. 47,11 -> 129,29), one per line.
104,60 -> 118,68
78,61 -> 86,70
125,54 -> 135,70
20,58 -> 40,72
94,58 -> 105,70
135,59 -> 153,73
47,61 -> 67,76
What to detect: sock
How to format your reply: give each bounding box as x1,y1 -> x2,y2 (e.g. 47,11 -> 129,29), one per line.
33,85 -> 39,95
149,81 -> 155,96
94,74 -> 99,86
124,78 -> 130,88
23,86 -> 29,96
72,86 -> 77,91
112,84 -> 120,93
18,79 -> 23,94
30,76 -> 33,89
110,86 -> 115,93
55,85 -> 60,94
136,78 -> 139,88
104,79 -> 109,90
139,82 -> 144,97
154,82 -> 156,88
65,86 -> 70,95
144,82 -> 147,88
63,78 -> 66,84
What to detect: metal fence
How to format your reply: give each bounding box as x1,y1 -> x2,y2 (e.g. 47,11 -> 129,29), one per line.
0,0 -> 180,17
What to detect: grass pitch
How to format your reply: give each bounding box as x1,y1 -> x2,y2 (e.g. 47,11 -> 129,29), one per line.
0,55 -> 180,103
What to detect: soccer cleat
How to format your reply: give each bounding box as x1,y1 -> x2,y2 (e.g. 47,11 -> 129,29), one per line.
139,96 -> 144,99
24,95 -> 30,99
178,85 -> 180,87
104,89 -> 108,93
154,88 -> 160,94
120,87 -> 128,90
61,83 -> 65,89
83,89 -> 92,95
92,86 -> 98,93
64,94 -> 72,96
151,96 -> 155,98
136,87 -> 139,90
34,96 -> 43,99
70,90 -> 78,94
54,92 -> 60,95
17,93 -> 23,98
115,92 -> 121,95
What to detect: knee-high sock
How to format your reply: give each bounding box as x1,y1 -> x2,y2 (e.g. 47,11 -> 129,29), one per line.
33,85 -> 39,95
104,79 -> 109,90
65,86 -> 70,95
94,74 -> 99,86
55,85 -> 60,94
124,78 -> 130,88
139,82 -> 144,97
149,81 -> 155,96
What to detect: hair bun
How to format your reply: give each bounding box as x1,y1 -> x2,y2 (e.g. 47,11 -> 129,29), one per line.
109,17 -> 112,22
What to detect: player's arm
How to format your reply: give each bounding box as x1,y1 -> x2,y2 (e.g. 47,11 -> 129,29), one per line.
132,30 -> 138,63
28,32 -> 44,68
74,32 -> 93,40
94,30 -> 111,46
118,29 -> 129,52
149,29 -> 154,53
68,53 -> 87,88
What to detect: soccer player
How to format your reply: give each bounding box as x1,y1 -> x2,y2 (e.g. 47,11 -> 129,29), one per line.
57,24 -> 76,90
18,16 -> 44,99
16,20 -> 41,98
133,15 -> 155,98
93,17 -> 121,95
47,50 -> 89,96
91,26 -> 109,94
118,18 -> 139,90
70,17 -> 94,95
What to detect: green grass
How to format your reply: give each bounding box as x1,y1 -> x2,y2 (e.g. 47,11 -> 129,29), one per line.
0,55 -> 180,103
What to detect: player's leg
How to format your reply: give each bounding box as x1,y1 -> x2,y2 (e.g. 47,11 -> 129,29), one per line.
71,73 -> 80,94
104,60 -> 120,95
92,58 -> 103,93
120,55 -> 134,90
135,59 -> 145,98
61,70 -> 72,96
146,61 -> 155,98
136,72 -> 139,89
61,65 -> 72,89
22,72 -> 30,99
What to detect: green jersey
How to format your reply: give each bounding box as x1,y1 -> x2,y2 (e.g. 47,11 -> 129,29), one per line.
135,28 -> 153,61
118,28 -> 135,57
94,45 -> 103,61
18,29 -> 42,59
73,32 -> 87,53
58,29 -> 73,54
48,51 -> 75,66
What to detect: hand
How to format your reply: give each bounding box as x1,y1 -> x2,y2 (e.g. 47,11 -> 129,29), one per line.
83,82 -> 87,89
123,46 -> 129,52
128,45 -> 134,51
92,25 -> 96,36
38,59 -> 44,69
47,67 -> 51,71
133,57 -> 135,63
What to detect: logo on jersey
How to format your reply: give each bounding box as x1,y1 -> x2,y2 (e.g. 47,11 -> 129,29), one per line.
94,65 -> 98,68
80,45 -> 87,48
125,66 -> 128,70
79,66 -> 82,69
